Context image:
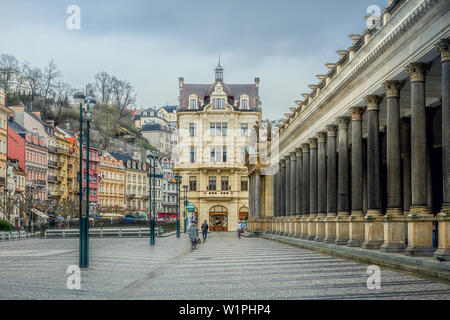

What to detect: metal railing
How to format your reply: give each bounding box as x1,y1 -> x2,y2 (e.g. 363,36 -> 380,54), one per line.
45,225 -> 177,238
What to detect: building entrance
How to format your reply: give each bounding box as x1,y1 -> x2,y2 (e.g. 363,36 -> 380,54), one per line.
209,205 -> 228,232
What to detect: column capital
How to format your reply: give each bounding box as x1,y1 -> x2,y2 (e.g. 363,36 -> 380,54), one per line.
382,80 -> 405,98
308,138 -> 318,148
317,132 -> 327,143
290,152 -> 296,160
295,148 -> 303,157
285,155 -> 291,163
326,125 -> 337,137
406,62 -> 431,83
349,107 -> 365,121
301,143 -> 310,153
337,116 -> 350,129
435,39 -> 450,63
364,95 -> 383,111
280,159 -> 286,167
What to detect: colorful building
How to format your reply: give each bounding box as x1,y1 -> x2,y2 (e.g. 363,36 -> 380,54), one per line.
0,90 -> 13,219
98,151 -> 126,214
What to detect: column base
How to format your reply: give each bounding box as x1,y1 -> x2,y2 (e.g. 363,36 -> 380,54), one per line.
347,212 -> 364,247
362,210 -> 384,250
300,215 -> 309,239
434,207 -> 450,261
324,214 -> 337,243
380,211 -> 406,253
314,214 -> 326,242
404,206 -> 435,257
307,214 -> 317,241
335,212 -> 350,245
294,215 -> 302,238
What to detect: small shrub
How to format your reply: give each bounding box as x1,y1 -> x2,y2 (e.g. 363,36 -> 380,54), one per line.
0,220 -> 14,231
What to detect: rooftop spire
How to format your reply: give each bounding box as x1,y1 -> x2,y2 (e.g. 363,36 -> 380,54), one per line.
215,54 -> 223,82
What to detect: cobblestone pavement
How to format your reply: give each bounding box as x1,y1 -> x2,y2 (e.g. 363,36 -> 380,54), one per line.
0,233 -> 449,300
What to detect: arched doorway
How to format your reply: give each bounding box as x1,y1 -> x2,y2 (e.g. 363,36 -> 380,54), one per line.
209,205 -> 228,232
239,206 -> 249,223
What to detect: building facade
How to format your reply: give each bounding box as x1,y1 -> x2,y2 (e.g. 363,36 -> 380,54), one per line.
0,91 -> 13,218
249,0 -> 450,261
98,151 -> 126,214
175,63 -> 261,232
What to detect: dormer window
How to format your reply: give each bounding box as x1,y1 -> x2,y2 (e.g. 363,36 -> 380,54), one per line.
189,98 -> 197,110
212,98 -> 225,109
240,97 -> 249,110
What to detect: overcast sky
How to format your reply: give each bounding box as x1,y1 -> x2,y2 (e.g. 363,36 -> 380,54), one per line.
1,0 -> 387,119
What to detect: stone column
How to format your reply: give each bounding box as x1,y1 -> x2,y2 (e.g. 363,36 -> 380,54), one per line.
308,138 -> 318,240
284,155 -> 291,235
272,170 -> 278,234
288,152 -> 296,236
301,143 -> 310,239
435,40 -> 450,261
315,132 -> 327,242
295,148 -> 303,237
348,107 -> 365,247
336,117 -> 350,245
381,80 -> 407,253
279,160 -> 286,235
404,62 -> 434,256
255,171 -> 261,224
249,173 -> 253,220
324,125 -> 338,243
362,95 -> 384,250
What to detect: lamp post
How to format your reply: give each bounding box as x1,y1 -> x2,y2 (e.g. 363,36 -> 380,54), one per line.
174,175 -> 181,238
147,153 -> 159,245
74,92 -> 95,269
183,185 -> 188,233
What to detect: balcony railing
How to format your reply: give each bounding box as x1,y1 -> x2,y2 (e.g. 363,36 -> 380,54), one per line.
48,160 -> 57,168
48,176 -> 57,183
48,146 -> 57,153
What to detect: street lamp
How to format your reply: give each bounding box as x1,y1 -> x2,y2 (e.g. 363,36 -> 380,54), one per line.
174,175 -> 181,238
74,92 -> 96,269
183,185 -> 188,233
147,153 -> 159,245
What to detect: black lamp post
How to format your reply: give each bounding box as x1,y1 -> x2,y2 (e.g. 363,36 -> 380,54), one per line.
174,175 -> 181,238
147,153 -> 159,245
183,185 -> 188,233
74,92 -> 95,269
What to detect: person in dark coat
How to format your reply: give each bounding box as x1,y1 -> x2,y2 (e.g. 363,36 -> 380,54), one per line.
201,220 -> 209,243
189,221 -> 199,249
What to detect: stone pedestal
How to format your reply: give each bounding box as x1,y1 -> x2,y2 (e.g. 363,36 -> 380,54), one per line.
324,214 -> 337,243
335,212 -> 350,245
315,213 -> 326,242
288,217 -> 295,237
404,206 -> 435,257
362,210 -> 384,250
347,212 -> 365,247
307,213 -> 317,240
380,209 -> 407,253
300,215 -> 309,239
294,216 -> 302,238
434,208 -> 450,261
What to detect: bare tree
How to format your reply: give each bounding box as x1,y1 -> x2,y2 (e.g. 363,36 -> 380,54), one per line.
0,54 -> 19,94
53,81 -> 73,123
94,71 -> 113,104
111,76 -> 136,114
43,60 -> 61,102
25,67 -> 43,103
14,61 -> 30,95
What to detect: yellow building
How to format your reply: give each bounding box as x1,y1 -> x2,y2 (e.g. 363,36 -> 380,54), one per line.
54,127 -> 72,207
98,151 -> 126,214
110,152 -> 148,215
175,63 -> 261,232
0,90 -> 13,219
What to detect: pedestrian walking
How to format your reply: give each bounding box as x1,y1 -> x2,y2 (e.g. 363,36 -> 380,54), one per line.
201,220 -> 209,243
189,221 -> 199,249
237,221 -> 242,239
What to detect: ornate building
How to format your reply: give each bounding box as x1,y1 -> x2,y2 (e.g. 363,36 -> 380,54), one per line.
249,0 -> 450,261
98,151 -> 126,213
0,90 -> 13,217
175,62 -> 261,232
